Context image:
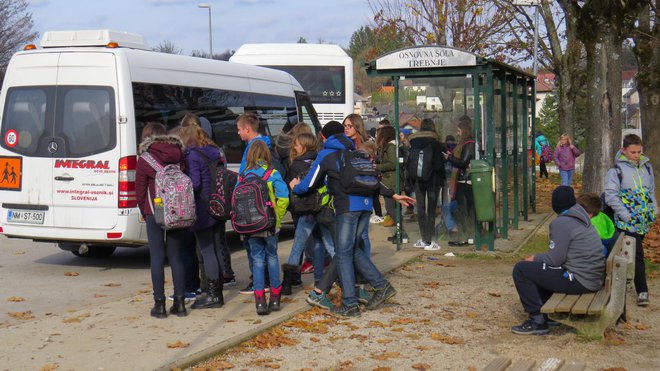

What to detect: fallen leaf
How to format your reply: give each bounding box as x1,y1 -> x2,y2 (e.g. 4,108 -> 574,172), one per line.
634,323 -> 651,330
8,311 -> 35,320
39,364 -> 59,371
431,333 -> 465,345
434,262 -> 456,267
167,340 -> 190,348
487,292 -> 501,297
7,296 -> 25,302
371,352 -> 400,361
602,368 -> 627,371
412,364 -> 431,370
93,294 -> 108,298
391,327 -> 404,332
201,360 -> 234,370
604,330 -> 625,346
64,271 -> 79,276
310,337 -> 320,342
465,311 -> 479,318
367,320 -> 388,328
253,319 -> 262,324
406,334 -> 421,340
129,297 -> 143,303
104,283 -> 121,287
376,338 -> 393,344
416,345 -> 432,351
374,367 -> 391,371
349,334 -> 368,341
468,367 -> 477,371
419,293 -> 435,298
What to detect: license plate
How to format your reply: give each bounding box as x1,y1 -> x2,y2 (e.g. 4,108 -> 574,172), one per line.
7,209 -> 45,225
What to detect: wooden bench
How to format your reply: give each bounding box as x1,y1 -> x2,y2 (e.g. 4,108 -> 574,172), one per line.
540,234 -> 635,339
482,357 -> 586,371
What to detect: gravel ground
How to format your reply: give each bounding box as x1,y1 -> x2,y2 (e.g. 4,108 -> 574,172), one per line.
192,252 -> 660,371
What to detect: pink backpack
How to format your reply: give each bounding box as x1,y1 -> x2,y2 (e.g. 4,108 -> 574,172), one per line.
142,153 -> 196,230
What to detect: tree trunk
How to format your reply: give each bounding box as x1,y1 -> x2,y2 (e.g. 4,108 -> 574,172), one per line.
556,66 -> 576,138
582,29 -> 623,193
634,1 -> 660,202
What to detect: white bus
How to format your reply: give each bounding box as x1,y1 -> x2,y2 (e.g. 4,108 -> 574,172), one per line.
0,30 -> 320,257
230,43 -> 354,125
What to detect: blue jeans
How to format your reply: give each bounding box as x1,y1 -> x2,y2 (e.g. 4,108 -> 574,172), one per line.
442,200 -> 458,231
248,235 -> 281,291
335,211 -> 386,306
288,214 -> 335,265
560,170 -> 574,186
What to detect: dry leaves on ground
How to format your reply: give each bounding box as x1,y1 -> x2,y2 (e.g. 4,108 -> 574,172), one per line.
431,333 -> 465,345
167,340 -> 190,348
39,364 -> 59,371
103,283 -> 122,287
64,271 -> 79,276
8,310 -> 35,320
371,351 -> 400,361
7,296 -> 25,302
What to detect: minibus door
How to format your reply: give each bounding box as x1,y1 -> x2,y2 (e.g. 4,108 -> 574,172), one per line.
50,52 -> 120,230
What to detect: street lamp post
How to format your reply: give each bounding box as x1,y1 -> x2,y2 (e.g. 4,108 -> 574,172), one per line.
198,3 -> 212,58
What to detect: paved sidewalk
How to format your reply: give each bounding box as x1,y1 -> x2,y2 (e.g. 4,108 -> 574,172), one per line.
0,213 -> 551,370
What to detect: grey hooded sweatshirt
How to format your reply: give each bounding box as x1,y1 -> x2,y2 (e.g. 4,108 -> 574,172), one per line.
533,204 -> 605,291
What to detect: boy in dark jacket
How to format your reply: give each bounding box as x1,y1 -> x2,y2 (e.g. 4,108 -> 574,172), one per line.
290,121 -> 414,317
511,186 -> 605,335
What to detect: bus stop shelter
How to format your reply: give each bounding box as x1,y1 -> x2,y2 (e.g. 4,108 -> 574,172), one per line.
366,46 -> 537,251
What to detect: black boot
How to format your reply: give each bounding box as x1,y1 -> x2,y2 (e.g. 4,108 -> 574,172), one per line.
170,295 -> 188,317
269,285 -> 282,311
191,278 -> 224,309
292,269 -> 303,287
255,290 -> 270,315
281,264 -> 299,296
150,298 -> 167,318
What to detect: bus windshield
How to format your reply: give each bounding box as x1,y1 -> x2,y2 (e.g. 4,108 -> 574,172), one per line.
266,65 -> 345,105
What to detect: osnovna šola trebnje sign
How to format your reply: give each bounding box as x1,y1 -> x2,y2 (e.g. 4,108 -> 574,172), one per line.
376,47 -> 477,70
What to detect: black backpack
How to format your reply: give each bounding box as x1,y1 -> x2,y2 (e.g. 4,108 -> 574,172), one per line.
231,169 -> 276,235
406,142 -> 435,181
336,150 -> 380,196
195,150 -> 238,221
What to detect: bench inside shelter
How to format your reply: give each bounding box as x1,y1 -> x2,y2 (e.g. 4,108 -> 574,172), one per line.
540,234 -> 635,339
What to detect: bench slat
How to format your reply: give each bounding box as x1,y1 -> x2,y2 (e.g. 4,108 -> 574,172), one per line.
555,294 -> 580,313
570,293 -> 596,314
540,293 -> 566,314
538,358 -> 565,371
587,287 -> 609,315
509,359 -> 536,371
482,357 -> 511,371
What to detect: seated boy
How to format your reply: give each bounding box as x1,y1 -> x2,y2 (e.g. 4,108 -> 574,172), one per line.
511,186 -> 605,335
576,193 -> 617,256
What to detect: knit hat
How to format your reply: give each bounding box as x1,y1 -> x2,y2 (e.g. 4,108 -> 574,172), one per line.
321,121 -> 344,139
199,117 -> 212,138
552,186 -> 576,214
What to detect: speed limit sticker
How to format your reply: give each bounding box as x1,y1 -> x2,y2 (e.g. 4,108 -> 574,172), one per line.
5,130 -> 18,148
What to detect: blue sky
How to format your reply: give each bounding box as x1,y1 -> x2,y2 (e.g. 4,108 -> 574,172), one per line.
27,0 -> 373,54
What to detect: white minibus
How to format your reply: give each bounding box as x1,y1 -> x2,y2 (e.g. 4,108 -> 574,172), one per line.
0,30 -> 320,257
230,43 -> 354,125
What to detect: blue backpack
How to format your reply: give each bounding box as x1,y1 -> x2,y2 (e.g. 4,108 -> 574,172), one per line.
336,150 -> 380,196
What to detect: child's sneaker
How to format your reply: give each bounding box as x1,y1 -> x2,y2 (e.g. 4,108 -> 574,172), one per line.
306,290 -> 333,310
168,292 -> 196,303
369,215 -> 385,224
358,286 -> 373,304
223,276 -> 237,287
301,261 -> 314,274
424,241 -> 441,251
637,292 -> 650,306
413,239 -> 429,248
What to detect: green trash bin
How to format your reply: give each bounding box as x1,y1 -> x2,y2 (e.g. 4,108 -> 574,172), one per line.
469,159 -> 495,222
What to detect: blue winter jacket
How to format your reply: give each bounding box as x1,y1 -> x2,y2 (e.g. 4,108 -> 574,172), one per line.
293,133 -> 394,215
238,135 -> 272,175
184,145 -> 224,232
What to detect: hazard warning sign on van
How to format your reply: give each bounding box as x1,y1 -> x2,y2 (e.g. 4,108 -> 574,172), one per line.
0,156 -> 22,191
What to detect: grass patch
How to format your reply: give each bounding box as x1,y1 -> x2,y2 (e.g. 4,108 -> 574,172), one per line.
646,259 -> 660,276
513,233 -> 549,260
456,252 -> 499,260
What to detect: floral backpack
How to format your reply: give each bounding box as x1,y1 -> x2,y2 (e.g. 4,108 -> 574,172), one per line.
142,152 -> 196,230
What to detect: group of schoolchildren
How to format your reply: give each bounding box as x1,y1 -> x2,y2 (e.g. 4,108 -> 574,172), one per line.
136,112 -> 414,318
511,133 -> 656,335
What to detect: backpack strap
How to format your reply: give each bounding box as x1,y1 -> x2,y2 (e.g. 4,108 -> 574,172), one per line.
262,168 -> 274,181
141,152 -> 163,172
